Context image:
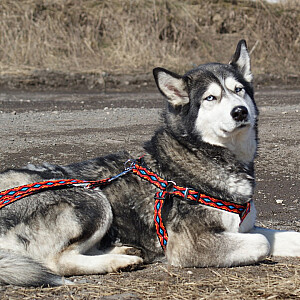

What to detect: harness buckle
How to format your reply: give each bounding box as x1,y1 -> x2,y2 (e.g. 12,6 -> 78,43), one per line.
124,159 -> 135,170
183,187 -> 190,201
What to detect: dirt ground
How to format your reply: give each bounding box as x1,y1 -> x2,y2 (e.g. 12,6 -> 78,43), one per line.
0,87 -> 299,299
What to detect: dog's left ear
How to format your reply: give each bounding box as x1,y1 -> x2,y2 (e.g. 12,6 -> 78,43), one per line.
230,40 -> 253,83
153,67 -> 189,107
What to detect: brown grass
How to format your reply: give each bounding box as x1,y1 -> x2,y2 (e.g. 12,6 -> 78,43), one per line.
0,0 -> 299,82
1,260 -> 300,299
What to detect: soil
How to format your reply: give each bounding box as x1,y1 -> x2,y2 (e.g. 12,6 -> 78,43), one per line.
0,86 -> 299,299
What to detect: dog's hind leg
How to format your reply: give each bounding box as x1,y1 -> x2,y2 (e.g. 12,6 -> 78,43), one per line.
56,251 -> 143,276
86,245 -> 141,256
250,226 -> 300,257
51,193 -> 143,276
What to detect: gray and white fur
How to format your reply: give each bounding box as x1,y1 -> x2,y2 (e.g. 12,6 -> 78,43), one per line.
1,40 -> 300,287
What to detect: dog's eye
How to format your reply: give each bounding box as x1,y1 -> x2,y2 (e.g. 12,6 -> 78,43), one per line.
204,95 -> 216,101
235,87 -> 244,93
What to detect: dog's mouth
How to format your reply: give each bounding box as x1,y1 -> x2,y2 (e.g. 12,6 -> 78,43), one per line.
221,122 -> 251,134
237,123 -> 248,129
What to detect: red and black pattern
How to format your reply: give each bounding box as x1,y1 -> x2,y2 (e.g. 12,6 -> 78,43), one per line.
0,159 -> 250,251
0,167 -> 132,209
131,163 -> 168,190
131,162 -> 249,216
131,161 -> 250,250
154,191 -> 169,251
0,179 -> 105,209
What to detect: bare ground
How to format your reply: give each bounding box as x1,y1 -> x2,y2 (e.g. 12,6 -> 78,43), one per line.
0,87 -> 299,299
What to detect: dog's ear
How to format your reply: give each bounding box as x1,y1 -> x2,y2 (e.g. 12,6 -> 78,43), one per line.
153,67 -> 189,107
230,40 -> 253,83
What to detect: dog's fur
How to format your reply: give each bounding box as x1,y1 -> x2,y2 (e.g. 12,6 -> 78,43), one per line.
1,40 -> 300,287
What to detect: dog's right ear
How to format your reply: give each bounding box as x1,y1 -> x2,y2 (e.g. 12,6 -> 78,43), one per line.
230,40 -> 253,83
153,67 -> 189,107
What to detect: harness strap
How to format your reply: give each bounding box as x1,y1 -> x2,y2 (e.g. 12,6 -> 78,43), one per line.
0,158 -> 250,251
131,162 -> 249,216
130,161 -> 250,251
154,191 -> 169,250
0,168 -> 132,209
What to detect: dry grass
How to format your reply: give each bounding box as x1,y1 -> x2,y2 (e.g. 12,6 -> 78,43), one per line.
1,259 -> 300,299
0,0 -> 299,82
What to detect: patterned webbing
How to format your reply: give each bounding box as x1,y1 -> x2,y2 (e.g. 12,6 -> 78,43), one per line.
0,168 -> 132,209
130,162 -> 251,251
0,159 -> 250,251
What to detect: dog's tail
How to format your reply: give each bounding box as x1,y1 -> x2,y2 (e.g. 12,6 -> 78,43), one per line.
0,249 -> 71,287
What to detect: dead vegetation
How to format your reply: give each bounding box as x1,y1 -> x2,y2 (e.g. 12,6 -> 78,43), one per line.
0,0 -> 299,87
1,259 -> 300,299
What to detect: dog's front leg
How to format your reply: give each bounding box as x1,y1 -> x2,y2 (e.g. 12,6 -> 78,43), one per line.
250,226 -> 300,257
165,230 -> 270,267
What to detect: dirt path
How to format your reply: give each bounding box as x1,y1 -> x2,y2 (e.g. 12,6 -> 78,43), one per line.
0,88 -> 299,299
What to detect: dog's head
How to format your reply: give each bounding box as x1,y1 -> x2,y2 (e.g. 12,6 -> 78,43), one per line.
153,40 -> 258,164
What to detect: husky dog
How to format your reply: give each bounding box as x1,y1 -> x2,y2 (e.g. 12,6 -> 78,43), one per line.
0,40 -> 299,287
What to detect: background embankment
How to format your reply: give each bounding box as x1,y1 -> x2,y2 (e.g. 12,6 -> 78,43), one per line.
0,0 -> 299,90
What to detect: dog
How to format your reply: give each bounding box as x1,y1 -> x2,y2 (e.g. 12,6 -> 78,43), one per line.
0,40 -> 300,287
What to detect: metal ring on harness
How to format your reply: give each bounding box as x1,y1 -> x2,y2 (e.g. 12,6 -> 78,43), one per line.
183,187 -> 190,201
124,159 -> 135,170
166,181 -> 176,193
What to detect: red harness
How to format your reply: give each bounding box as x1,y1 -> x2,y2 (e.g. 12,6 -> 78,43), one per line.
0,159 -> 250,251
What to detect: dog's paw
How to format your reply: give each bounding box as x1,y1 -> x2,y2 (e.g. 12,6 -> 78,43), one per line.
107,254 -> 143,273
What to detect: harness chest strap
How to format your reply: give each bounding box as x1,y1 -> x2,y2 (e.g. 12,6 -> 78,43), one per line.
0,159 -> 250,251
130,162 -> 251,251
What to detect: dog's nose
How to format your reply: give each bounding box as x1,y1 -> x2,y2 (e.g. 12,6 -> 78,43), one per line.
231,106 -> 248,122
